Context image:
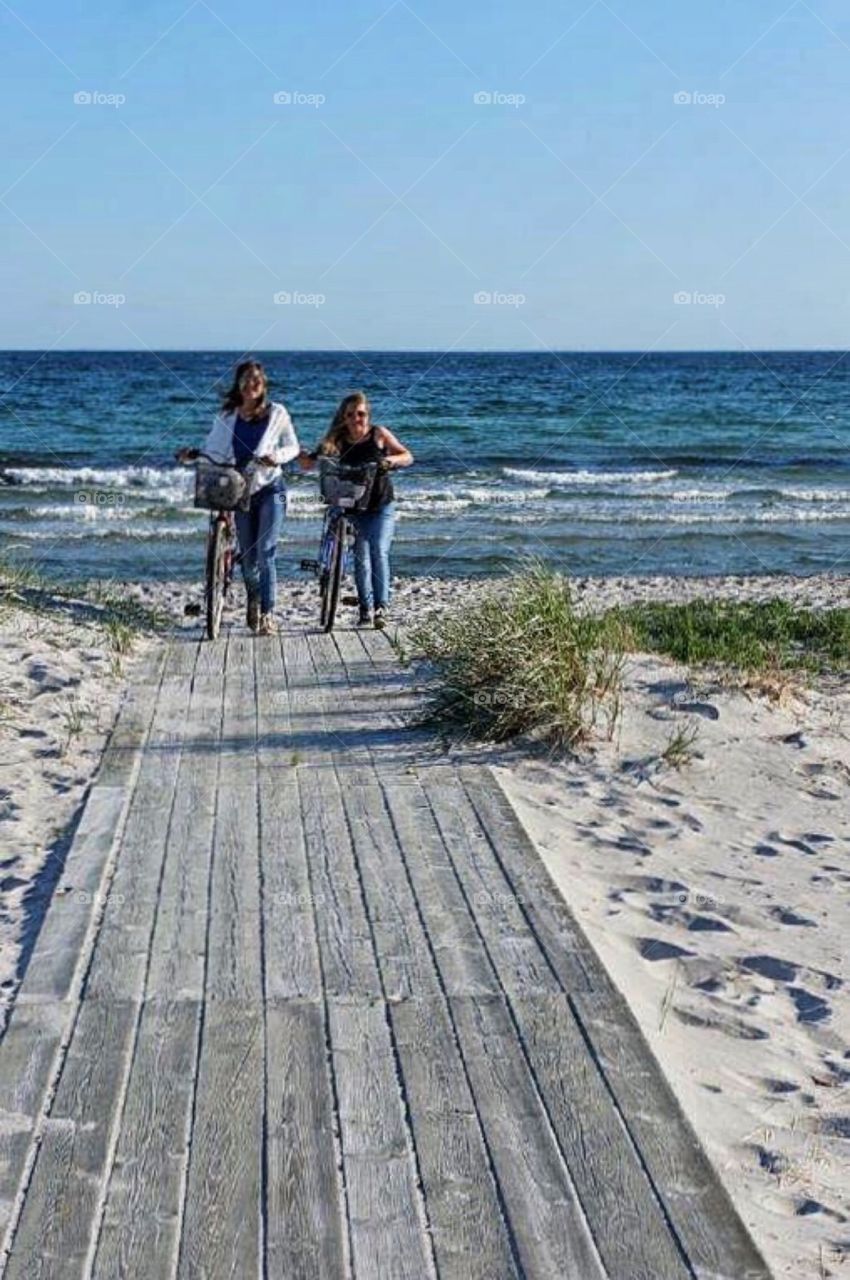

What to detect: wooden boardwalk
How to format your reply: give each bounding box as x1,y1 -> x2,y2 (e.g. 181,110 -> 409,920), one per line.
0,627 -> 770,1280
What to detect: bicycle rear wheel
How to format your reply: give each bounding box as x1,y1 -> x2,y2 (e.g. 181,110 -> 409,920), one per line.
320,516 -> 346,633
205,518 -> 228,640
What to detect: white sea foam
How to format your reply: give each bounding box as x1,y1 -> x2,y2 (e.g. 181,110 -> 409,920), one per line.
2,465 -> 191,495
503,467 -> 677,486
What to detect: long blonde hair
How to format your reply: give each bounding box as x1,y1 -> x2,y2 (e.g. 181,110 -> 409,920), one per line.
318,391 -> 371,456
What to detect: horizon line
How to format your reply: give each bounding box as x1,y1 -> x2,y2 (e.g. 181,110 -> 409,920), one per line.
1,346 -> 849,356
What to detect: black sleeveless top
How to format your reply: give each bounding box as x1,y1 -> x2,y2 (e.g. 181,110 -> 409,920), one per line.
338,427 -> 394,511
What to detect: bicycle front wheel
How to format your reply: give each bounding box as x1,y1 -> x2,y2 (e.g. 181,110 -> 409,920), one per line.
205,518 -> 229,640
320,515 -> 346,633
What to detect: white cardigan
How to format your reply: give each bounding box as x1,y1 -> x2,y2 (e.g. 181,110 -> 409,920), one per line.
202,401 -> 300,496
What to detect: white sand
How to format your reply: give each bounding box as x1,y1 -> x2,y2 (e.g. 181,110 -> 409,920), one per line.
496,654 -> 849,1279
0,594 -> 151,1031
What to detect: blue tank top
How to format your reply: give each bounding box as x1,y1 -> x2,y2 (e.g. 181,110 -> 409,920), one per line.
232,413 -> 269,468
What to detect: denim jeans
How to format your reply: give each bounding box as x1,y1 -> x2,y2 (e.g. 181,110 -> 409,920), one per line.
234,482 -> 285,614
351,502 -> 395,611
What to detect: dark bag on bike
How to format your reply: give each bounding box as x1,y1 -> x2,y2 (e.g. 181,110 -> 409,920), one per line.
319,460 -> 377,512
194,461 -> 250,512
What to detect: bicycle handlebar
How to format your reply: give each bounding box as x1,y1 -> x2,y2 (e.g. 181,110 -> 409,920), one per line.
178,450 -> 266,469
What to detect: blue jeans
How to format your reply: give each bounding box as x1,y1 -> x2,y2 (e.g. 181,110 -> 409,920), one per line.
351,502 -> 395,611
234,482 -> 285,614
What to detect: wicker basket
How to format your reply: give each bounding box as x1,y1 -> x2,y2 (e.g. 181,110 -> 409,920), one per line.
194,461 -> 250,512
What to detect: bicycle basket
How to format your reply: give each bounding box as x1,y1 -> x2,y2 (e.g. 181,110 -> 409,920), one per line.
194,461 -> 250,512
318,459 -> 377,511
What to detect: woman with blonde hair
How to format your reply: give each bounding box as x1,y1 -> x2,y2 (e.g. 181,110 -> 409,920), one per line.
304,392 -> 412,628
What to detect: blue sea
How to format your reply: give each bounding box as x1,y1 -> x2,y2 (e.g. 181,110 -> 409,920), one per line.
1,350 -> 849,581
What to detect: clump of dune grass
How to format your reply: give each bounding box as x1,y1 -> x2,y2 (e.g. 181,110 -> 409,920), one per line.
660,721 -> 701,769
609,598 -> 849,677
411,563 -> 627,748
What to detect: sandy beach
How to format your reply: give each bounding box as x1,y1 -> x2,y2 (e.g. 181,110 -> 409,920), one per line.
1,570 -> 847,1278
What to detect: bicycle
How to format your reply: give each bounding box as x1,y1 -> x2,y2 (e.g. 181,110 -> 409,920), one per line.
300,457 -> 379,633
178,450 -> 260,641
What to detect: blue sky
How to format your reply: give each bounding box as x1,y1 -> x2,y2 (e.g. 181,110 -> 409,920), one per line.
2,0 -> 849,350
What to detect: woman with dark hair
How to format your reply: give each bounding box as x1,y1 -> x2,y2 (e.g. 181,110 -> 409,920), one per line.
303,391 -> 412,629
177,360 -> 300,635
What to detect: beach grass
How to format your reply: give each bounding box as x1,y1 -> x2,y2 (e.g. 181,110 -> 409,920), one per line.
610,597 -> 849,675
412,566 -> 849,746
411,563 -> 627,747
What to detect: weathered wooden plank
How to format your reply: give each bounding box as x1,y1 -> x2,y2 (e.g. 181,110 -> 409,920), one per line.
256,634 -> 325,1000
177,639 -> 263,1278
458,765 -> 612,994
254,632 -> 291,766
176,1002 -> 264,1280
0,1001 -> 66,1239
144,670 -> 222,1001
306,631 -> 369,767
259,768 -> 322,1001
193,634 -> 227,678
85,658 -> 200,1000
573,988 -> 772,1280
419,767 -> 562,998
379,782 -> 499,997
90,665 -> 225,1277
11,788 -> 127,1003
449,994 -> 606,1280
296,764 -> 381,1000
91,998 -> 201,1280
390,998 -> 520,1280
96,648 -> 166,788
512,994 -> 692,1280
265,1000 -> 347,1278
330,1001 -> 435,1279
336,774 -> 442,1002
3,998 -> 137,1280
324,637 -> 498,1000
292,638 -> 382,1000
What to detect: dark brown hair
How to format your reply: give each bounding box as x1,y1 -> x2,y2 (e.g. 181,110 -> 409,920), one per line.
221,360 -> 269,416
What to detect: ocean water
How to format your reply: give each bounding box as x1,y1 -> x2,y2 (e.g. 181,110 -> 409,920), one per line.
1,350 -> 849,581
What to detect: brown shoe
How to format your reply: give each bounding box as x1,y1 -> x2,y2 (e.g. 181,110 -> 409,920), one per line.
258,613 -> 278,636
247,594 -> 260,633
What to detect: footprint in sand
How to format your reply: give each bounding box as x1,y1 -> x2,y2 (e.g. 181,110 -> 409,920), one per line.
768,905 -> 817,927
788,987 -> 832,1024
636,937 -> 694,961
674,1007 -> 769,1040
740,955 -> 800,982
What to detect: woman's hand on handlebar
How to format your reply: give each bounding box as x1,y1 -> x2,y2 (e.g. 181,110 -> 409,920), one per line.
176,447 -> 199,464
297,448 -> 317,471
